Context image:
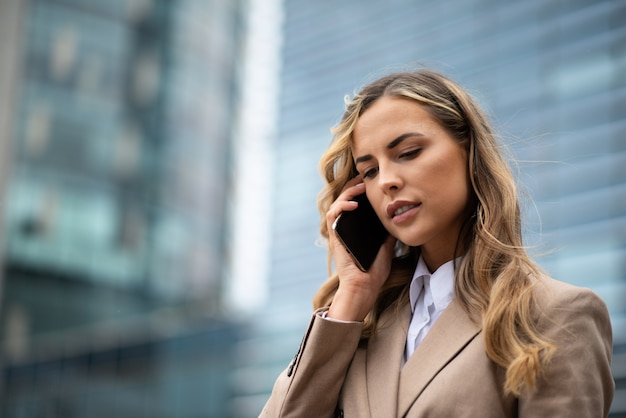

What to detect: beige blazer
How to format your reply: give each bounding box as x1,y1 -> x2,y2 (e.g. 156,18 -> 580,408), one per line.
260,277 -> 614,417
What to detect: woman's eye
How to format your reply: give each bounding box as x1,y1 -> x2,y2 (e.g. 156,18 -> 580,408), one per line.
362,167 -> 378,179
399,149 -> 421,159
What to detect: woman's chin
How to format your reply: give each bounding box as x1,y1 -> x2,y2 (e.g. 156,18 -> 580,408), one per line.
393,235 -> 423,248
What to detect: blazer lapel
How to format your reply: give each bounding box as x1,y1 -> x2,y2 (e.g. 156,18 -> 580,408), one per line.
398,299 -> 481,416
366,302 -> 411,418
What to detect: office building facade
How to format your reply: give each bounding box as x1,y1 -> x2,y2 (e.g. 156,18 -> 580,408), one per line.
0,0 -> 246,417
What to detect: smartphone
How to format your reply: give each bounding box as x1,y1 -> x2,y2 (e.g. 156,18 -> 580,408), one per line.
332,193 -> 388,271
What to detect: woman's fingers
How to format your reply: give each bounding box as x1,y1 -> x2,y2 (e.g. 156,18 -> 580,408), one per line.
326,199 -> 357,227
326,181 -> 365,225
325,179 -> 366,264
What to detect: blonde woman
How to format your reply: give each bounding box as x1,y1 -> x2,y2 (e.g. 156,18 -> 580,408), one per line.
260,70 -> 614,417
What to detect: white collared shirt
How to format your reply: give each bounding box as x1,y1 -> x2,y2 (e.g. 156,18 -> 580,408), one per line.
405,255 -> 458,360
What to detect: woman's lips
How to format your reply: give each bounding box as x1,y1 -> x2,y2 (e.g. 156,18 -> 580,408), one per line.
393,204 -> 415,217
386,201 -> 421,224
391,204 -> 420,224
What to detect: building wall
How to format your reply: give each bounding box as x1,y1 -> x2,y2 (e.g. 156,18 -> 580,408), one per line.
237,0 -> 626,415
0,0 -> 247,417
2,0 -> 241,307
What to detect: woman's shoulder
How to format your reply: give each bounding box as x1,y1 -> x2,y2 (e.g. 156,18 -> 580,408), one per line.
521,276 -> 614,416
531,274 -> 610,322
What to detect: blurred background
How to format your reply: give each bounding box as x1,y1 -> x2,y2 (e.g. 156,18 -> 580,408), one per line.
0,0 -> 624,417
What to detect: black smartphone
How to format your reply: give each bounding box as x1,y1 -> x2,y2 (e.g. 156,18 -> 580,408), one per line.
332,193 -> 388,271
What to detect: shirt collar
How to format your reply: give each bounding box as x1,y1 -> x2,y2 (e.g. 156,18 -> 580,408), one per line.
409,255 -> 459,313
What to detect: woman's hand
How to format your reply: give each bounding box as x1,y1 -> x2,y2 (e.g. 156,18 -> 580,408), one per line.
325,177 -> 396,321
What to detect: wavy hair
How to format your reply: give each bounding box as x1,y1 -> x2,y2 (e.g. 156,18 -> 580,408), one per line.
313,69 -> 555,396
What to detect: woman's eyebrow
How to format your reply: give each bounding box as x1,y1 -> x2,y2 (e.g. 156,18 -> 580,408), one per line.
387,132 -> 423,149
355,132 -> 424,165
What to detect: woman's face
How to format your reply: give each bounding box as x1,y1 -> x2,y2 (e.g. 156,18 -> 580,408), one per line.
351,96 -> 471,271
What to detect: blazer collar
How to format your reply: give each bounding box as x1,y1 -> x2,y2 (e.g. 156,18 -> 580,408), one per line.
366,301 -> 411,418
398,299 -> 481,416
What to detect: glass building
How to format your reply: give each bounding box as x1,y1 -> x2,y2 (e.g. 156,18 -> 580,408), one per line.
0,0 -> 246,417
234,0 -> 626,416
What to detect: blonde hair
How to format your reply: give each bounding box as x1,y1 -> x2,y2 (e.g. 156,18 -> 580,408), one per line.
314,70 -> 555,396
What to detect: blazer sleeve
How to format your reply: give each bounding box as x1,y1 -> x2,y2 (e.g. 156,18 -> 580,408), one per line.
519,283 -> 615,417
259,308 -> 363,418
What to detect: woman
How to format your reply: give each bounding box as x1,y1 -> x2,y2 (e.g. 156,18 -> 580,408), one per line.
260,70 -> 614,417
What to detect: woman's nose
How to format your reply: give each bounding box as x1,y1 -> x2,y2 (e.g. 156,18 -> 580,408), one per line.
378,165 -> 402,192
